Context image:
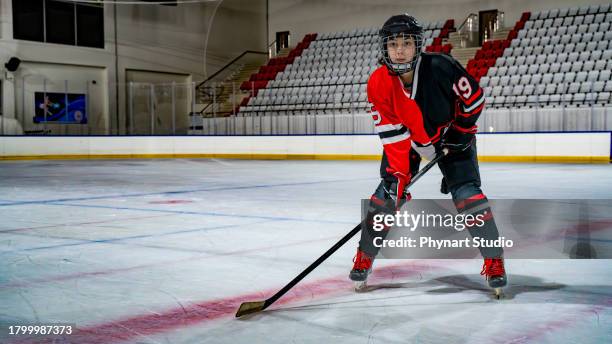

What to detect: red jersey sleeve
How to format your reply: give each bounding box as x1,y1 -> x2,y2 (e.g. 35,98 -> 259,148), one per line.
367,69 -> 414,180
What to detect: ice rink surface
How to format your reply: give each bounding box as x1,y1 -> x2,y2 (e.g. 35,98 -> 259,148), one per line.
1,158 -> 611,343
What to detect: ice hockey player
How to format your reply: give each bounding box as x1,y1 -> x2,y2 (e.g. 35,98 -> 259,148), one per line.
349,14 -> 507,297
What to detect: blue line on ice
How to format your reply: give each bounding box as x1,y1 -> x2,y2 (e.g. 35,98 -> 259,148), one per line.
36,202 -> 357,225
4,219 -> 277,253
0,178 -> 372,207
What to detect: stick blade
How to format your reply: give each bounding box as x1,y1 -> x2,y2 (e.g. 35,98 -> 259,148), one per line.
235,300 -> 266,318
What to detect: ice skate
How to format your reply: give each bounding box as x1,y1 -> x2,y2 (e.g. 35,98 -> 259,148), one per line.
349,248 -> 374,291
481,257 -> 507,299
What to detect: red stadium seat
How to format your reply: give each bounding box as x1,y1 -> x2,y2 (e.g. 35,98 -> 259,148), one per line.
514,21 -> 525,31
520,12 -> 530,22
240,81 -> 252,91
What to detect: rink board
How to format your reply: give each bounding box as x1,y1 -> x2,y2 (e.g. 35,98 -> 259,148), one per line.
0,132 -> 610,163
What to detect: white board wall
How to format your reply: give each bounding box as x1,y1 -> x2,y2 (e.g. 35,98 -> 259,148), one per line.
1,133 -> 610,163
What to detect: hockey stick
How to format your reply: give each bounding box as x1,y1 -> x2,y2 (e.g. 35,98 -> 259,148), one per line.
235,150 -> 447,318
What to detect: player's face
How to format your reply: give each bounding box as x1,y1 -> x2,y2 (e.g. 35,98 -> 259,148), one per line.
386,34 -> 416,64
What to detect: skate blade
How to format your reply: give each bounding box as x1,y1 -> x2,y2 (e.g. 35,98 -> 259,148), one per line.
354,281 -> 368,292
493,288 -> 504,299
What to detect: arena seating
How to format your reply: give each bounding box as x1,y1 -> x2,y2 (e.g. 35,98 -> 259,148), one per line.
237,4 -> 611,117
238,20 -> 454,116
466,12 -> 528,80
478,4 -> 612,108
239,33 -> 317,97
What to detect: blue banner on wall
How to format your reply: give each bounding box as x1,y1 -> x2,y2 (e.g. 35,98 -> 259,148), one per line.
34,92 -> 87,124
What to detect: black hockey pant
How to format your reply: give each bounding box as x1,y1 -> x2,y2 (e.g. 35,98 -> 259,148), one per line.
358,143 -> 503,259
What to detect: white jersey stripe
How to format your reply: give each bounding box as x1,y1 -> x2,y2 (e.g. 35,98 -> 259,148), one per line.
463,93 -> 485,112
411,57 -> 422,99
375,123 -> 406,133
380,132 -> 410,145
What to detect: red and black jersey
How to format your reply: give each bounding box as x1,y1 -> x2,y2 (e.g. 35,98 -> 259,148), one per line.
367,52 -> 485,179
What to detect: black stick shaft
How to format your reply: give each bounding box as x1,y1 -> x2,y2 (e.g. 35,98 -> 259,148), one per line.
408,151 -> 445,186
261,152 -> 445,310
262,222 -> 362,308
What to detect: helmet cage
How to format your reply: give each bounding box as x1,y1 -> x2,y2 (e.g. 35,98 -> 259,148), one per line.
380,32 -> 423,75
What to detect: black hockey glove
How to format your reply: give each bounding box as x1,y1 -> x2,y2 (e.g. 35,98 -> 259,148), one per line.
441,124 -> 475,153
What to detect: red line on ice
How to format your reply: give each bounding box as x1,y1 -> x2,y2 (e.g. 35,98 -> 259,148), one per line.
148,200 -> 194,204
11,262 -> 437,344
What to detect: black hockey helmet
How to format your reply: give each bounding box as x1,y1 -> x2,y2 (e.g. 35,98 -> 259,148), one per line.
379,14 -> 423,75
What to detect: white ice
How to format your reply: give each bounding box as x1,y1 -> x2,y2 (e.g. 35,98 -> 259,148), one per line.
1,159 -> 611,343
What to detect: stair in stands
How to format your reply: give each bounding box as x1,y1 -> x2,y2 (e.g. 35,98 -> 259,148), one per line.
465,11 -> 531,81
276,47 -> 292,57
490,28 -> 512,41
195,62 -> 262,117
446,31 -> 463,48
236,33 -> 317,114
450,47 -> 480,67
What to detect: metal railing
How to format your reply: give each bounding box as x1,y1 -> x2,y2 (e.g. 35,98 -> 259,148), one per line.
127,81 -> 195,135
197,50 -> 267,89
195,50 -> 268,119
192,112 -> 375,136
484,11 -> 505,41
456,11 -> 506,48
267,40 -> 277,58
456,13 -> 479,48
